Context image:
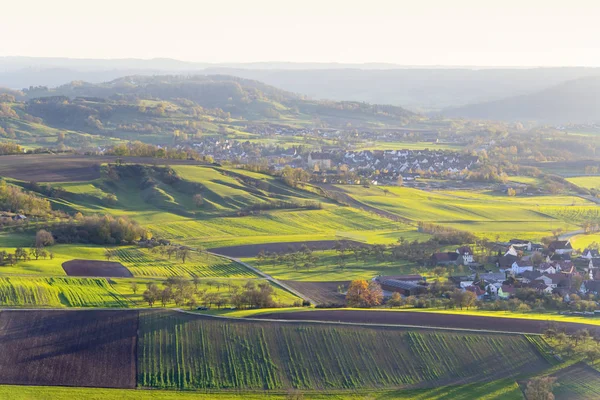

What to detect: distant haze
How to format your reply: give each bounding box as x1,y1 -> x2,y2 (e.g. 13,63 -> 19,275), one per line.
2,0 -> 599,67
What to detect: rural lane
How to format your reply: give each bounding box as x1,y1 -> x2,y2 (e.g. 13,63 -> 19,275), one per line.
207,251 -> 317,305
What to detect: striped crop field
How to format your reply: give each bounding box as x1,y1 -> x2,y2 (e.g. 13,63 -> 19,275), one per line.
115,248 -> 257,278
0,277 -> 130,307
137,310 -> 553,391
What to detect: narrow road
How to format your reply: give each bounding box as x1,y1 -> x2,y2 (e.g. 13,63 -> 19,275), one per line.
207,251 -> 317,305
577,194 -> 600,205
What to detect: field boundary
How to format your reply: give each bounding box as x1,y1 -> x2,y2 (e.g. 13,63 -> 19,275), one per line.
206,251 -> 317,305
176,309 -> 543,336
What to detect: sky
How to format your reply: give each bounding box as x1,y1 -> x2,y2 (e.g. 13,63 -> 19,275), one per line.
2,0 -> 599,66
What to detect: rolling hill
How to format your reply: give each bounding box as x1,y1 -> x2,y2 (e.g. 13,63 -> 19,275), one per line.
443,75 -> 600,123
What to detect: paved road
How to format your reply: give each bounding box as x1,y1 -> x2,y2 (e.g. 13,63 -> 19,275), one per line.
207,252 -> 317,305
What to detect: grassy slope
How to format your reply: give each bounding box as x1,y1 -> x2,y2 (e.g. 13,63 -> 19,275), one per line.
340,185 -> 593,240
567,176 -> 600,190
137,310 -> 551,391
48,166 -> 418,247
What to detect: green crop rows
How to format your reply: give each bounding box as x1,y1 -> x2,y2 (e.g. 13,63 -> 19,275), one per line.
115,248 -> 257,278
138,310 -> 551,391
0,277 -> 129,307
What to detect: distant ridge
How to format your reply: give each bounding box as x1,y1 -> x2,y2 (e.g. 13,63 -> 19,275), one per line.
442,75 -> 600,123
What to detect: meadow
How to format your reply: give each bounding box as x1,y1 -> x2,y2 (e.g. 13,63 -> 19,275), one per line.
137,310 -> 551,391
339,185 -> 594,240
243,250 -> 420,281
567,176 -> 600,190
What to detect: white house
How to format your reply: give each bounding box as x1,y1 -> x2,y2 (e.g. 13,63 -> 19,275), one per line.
549,240 -> 573,255
537,265 -> 557,275
510,261 -> 534,275
456,247 -> 474,265
505,246 -> 519,257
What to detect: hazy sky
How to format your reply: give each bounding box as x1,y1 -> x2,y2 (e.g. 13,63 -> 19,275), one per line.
2,0 -> 598,66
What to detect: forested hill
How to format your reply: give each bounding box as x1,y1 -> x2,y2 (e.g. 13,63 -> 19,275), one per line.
442,76 -> 600,124
19,75 -> 417,123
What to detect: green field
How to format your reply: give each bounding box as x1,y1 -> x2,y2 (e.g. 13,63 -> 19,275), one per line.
0,276 -> 130,307
0,244 -> 107,276
244,250 -> 419,281
338,185 -> 594,239
43,166 -> 416,248
567,176 -> 600,190
115,247 -> 257,278
137,310 -> 551,391
0,379 -> 526,400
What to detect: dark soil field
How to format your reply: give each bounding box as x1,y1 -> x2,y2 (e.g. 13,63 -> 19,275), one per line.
253,310 -> 600,335
281,280 -> 349,305
0,154 -> 207,182
62,259 -> 133,277
0,310 -> 138,388
209,240 -> 368,258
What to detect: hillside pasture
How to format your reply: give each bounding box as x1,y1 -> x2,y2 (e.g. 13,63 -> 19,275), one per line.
339,185 -> 593,239
0,310 -> 137,388
0,155 -> 208,183
567,176 -> 600,190
138,310 -> 551,390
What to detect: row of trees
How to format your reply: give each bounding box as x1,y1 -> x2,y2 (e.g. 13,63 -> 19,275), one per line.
140,278 -> 279,309
0,246 -> 54,266
51,214 -> 149,245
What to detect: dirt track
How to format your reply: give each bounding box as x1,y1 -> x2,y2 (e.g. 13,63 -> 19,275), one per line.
209,240 -> 368,258
62,259 -> 133,277
0,154 -> 208,182
254,310 -> 600,335
0,310 -> 138,388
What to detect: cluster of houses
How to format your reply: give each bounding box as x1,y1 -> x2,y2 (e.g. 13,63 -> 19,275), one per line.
382,239 -> 600,303
306,149 -> 479,183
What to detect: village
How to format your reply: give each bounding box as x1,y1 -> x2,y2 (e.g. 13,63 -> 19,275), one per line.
375,239 -> 600,314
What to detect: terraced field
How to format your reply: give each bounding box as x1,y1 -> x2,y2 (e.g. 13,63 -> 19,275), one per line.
0,277 -> 130,307
114,248 -> 257,278
137,310 -> 552,391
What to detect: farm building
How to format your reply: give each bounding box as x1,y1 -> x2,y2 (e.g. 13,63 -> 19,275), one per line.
431,252 -> 461,266
549,240 -> 573,255
380,279 -> 425,296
